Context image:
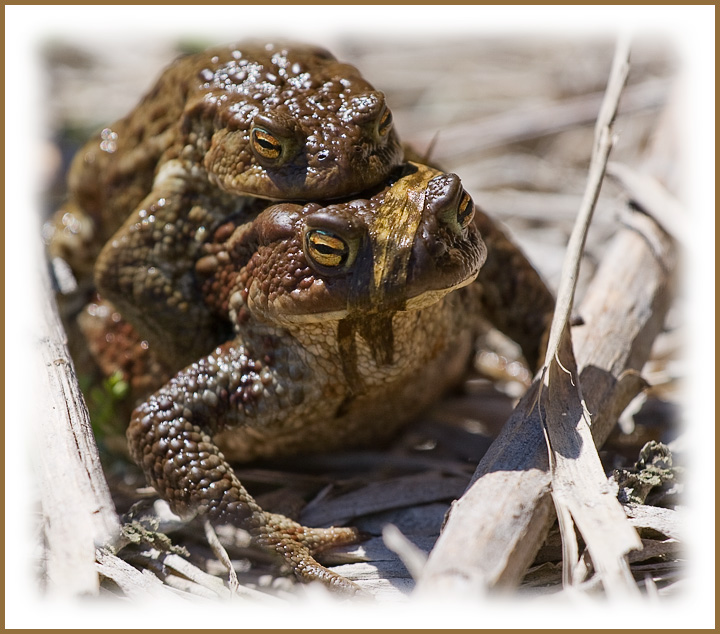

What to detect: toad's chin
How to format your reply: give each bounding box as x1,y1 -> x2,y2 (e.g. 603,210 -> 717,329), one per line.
402,272 -> 478,311
272,271 -> 478,325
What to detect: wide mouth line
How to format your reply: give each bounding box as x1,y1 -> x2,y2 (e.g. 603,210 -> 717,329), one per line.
276,271 -> 478,325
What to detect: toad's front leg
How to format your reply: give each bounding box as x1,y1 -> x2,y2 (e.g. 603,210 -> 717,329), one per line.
94,164 -> 266,369
126,339 -> 362,594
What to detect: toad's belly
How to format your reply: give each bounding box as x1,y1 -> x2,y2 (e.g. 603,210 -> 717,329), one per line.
214,328 -> 474,462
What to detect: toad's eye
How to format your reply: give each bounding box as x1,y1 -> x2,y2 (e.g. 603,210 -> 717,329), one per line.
376,108 -> 393,137
457,192 -> 475,229
305,229 -> 351,270
251,127 -> 283,161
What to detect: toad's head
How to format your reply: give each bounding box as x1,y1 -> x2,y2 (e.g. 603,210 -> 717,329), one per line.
201,163 -> 485,335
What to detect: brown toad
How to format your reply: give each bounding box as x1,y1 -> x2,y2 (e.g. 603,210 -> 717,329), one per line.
48,42 -> 555,594
48,41 -> 403,287
114,162 -> 554,593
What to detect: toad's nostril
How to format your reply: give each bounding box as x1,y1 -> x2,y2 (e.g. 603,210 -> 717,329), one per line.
423,234 -> 448,259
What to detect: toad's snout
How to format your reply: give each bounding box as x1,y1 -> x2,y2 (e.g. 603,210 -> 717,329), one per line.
404,174 -> 486,303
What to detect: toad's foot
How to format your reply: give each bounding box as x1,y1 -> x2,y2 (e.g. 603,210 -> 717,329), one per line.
252,514 -> 364,594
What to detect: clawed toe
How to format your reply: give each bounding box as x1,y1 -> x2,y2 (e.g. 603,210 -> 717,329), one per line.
251,513 -> 365,592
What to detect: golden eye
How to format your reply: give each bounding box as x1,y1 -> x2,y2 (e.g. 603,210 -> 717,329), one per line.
377,108 -> 393,137
305,229 -> 350,269
457,192 -> 475,229
251,127 -> 283,160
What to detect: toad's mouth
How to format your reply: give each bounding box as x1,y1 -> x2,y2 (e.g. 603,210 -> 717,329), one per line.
402,272 -> 478,310
275,269 -> 479,325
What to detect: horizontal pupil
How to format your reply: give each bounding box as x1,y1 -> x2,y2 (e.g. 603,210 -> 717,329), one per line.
311,236 -> 346,254
315,243 -> 340,255
256,137 -> 280,150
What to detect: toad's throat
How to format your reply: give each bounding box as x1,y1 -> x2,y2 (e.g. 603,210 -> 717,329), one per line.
337,311 -> 395,397
337,186 -> 426,391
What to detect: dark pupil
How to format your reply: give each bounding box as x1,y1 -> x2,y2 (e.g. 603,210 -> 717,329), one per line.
257,136 -> 278,150
315,243 -> 339,255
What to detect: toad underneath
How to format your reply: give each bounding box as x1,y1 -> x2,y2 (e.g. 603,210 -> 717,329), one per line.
104,162 -> 552,593
48,42 -> 555,594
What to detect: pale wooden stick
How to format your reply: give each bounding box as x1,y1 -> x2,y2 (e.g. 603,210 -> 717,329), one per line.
537,36 -> 643,597
203,519 -> 240,594
36,255 -> 122,596
382,524 -> 428,581
542,35 -> 631,363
